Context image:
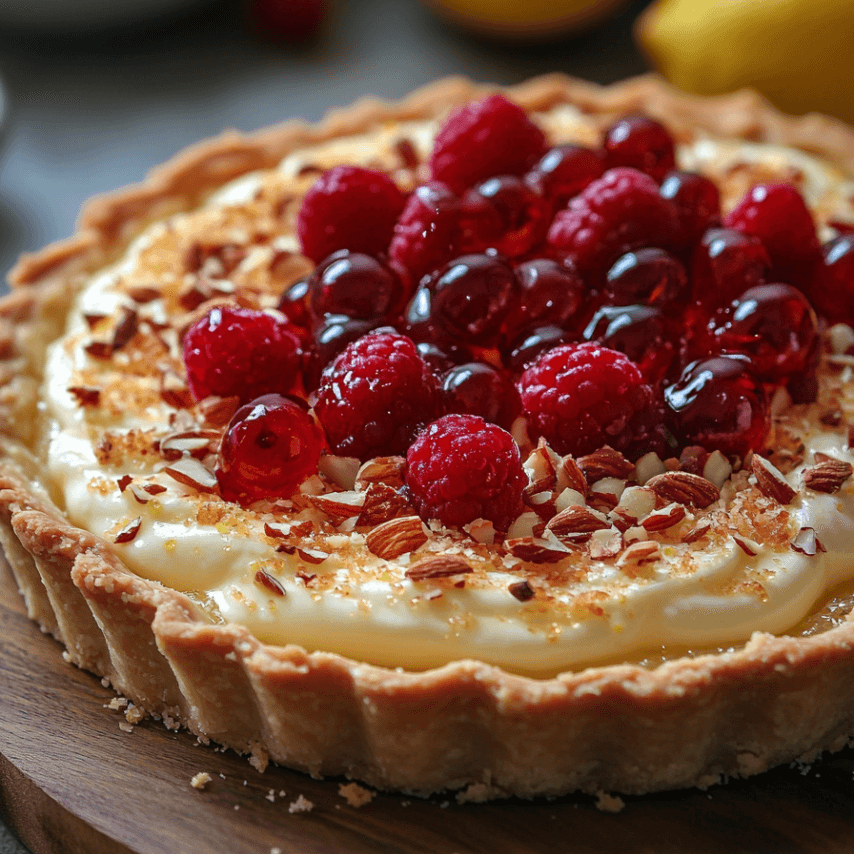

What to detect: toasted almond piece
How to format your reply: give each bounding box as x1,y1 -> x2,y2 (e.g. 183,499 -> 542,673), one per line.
68,385 -> 101,407
557,454 -> 588,497
617,540 -> 660,569
578,446 -> 634,483
276,543 -> 329,564
523,443 -> 557,497
318,455 -> 361,490
112,307 -> 139,351
634,451 -> 666,486
681,519 -> 712,543
160,369 -> 194,409
255,569 -> 286,597
646,471 -> 720,508
355,456 -> 406,491
612,485 -> 657,525
357,482 -> 411,527
127,284 -> 161,304
405,555 -> 472,581
803,458 -> 853,493
751,454 -> 797,505
128,483 -> 154,504
554,487 -> 586,514
142,483 -> 167,496
732,534 -> 761,556
117,474 -> 133,493
508,580 -> 535,602
366,515 -> 427,560
505,536 -> 572,564
160,431 -> 218,460
114,517 -> 142,544
588,527 -> 623,559
828,322 -> 854,354
791,526 -> 826,556
308,491 -> 366,520
464,518 -> 496,545
197,395 -> 241,427
506,511 -> 543,540
702,450 -> 733,489
163,458 -> 219,493
546,505 -> 610,539
641,503 -> 687,532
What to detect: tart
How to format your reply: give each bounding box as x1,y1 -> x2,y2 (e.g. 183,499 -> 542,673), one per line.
2,74 -> 854,800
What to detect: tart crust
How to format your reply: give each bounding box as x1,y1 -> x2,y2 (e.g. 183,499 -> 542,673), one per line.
3,73 -> 854,799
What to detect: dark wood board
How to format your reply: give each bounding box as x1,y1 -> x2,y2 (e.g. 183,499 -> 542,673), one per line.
3,558 -> 854,854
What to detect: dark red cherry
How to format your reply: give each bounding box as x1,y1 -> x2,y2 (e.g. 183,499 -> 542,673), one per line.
217,394 -> 325,504
690,227 -> 771,310
525,144 -> 606,205
308,250 -> 402,322
303,315 -> 386,390
508,257 -> 586,335
441,362 -> 521,429
604,115 -> 676,183
277,276 -> 310,328
811,235 -> 854,324
664,355 -> 768,457
402,286 -> 471,361
712,283 -> 819,399
604,248 -> 688,309
465,176 -> 551,258
503,324 -> 573,373
583,304 -> 675,383
425,253 -> 518,345
659,170 -> 722,250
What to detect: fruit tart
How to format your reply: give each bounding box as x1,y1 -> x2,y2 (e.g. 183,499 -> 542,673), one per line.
2,74 -> 854,800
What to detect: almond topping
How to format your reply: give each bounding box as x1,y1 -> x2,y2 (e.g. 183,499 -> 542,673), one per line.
84,340 -> 113,359
308,491 -> 366,520
127,285 -> 161,304
117,474 -> 133,493
254,569 -> 285,596
112,307 -> 139,351
405,555 -> 472,581
641,503 -> 687,532
275,544 -> 328,564
127,483 -> 154,504
791,527 -> 826,556
508,580 -> 535,602
819,408 -> 843,427
68,386 -> 101,407
114,517 -> 142,544
558,455 -> 588,497
681,519 -> 712,543
160,369 -> 194,409
357,482 -> 410,527
160,431 -> 219,460
751,454 -> 797,505
505,537 -> 572,563
163,458 -> 219,493
197,395 -> 241,427
354,456 -> 406,491
366,516 -> 427,560
732,534 -> 761,557
318,455 -> 361,491
803,458 -> 853,494
546,505 -> 609,540
617,540 -> 660,569
646,471 -> 720,508
142,483 -> 167,495
577,446 -> 634,482
588,528 -> 623,559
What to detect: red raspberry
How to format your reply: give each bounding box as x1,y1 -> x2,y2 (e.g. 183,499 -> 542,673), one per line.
547,168 -> 679,277
405,414 -> 525,530
313,332 -> 442,460
604,115 -> 676,183
297,165 -> 405,263
428,95 -> 547,194
217,394 -> 325,504
725,183 -> 820,288
183,305 -> 302,404
518,342 -> 666,459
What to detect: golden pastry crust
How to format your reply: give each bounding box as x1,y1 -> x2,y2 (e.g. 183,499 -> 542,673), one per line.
2,73 -> 854,799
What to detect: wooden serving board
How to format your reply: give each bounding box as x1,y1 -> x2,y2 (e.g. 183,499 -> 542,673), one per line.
3,558 -> 854,854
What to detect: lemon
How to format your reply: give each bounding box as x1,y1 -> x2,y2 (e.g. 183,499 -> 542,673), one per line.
637,0 -> 854,123
423,0 -> 631,38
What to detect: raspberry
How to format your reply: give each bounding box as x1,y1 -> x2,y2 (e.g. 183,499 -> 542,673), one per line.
428,95 -> 547,194
183,305 -> 302,404
313,332 -> 442,460
518,342 -> 666,459
405,414 -> 525,530
547,168 -> 679,277
217,394 -> 325,504
604,115 -> 676,183
297,166 -> 405,263
725,183 -> 820,289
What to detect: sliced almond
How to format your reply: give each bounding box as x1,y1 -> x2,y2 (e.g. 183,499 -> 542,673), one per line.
546,505 -> 610,540
197,395 -> 241,427
160,369 -> 194,409
112,307 -> 139,351
308,491 -> 366,521
505,536 -> 572,563
114,517 -> 142,544
523,443 -> 557,497
355,456 -> 406,491
732,534 -> 761,557
577,446 -> 634,483
366,516 -> 427,560
160,430 -> 218,460
702,450 -> 733,489
68,386 -> 101,407
508,580 -> 535,602
803,458 -> 853,493
641,503 -> 687,532
751,454 -> 797,505
557,454 -> 588,497
791,526 -> 826,556
163,458 -> 219,493
318,455 -> 361,491
405,555 -> 472,581
612,485 -> 657,525
357,482 -> 411,527
588,527 -> 623,560
255,569 -> 285,597
646,471 -> 720,508
275,544 -> 328,564
681,519 -> 712,543
634,451 -> 666,486
617,540 -> 660,570
506,511 -> 544,540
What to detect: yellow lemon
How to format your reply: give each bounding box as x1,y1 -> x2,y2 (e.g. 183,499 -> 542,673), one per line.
423,0 -> 631,38
637,0 -> 854,122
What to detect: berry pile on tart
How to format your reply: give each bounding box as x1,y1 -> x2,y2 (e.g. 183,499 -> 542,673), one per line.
2,75 -> 854,800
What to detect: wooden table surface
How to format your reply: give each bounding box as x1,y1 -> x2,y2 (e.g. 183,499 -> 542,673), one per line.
3,557 -> 854,854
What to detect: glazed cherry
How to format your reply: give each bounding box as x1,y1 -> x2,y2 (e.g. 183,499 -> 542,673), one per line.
503,324 -> 573,373
277,276 -> 310,328
664,355 -> 768,458
441,362 -> 521,430
604,248 -> 688,309
583,304 -> 675,384
811,235 -> 854,323
402,287 -> 471,360
604,115 -> 676,183
424,253 -> 518,346
525,144 -> 606,205
659,170 -> 722,250
217,394 -> 325,504
508,257 -> 586,335
183,305 -> 302,404
308,250 -> 402,322
711,283 -> 819,392
303,315 -> 386,390
690,227 -> 771,310
465,176 -> 550,258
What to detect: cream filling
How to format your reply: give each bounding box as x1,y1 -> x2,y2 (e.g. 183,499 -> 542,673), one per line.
39,116 -> 854,678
